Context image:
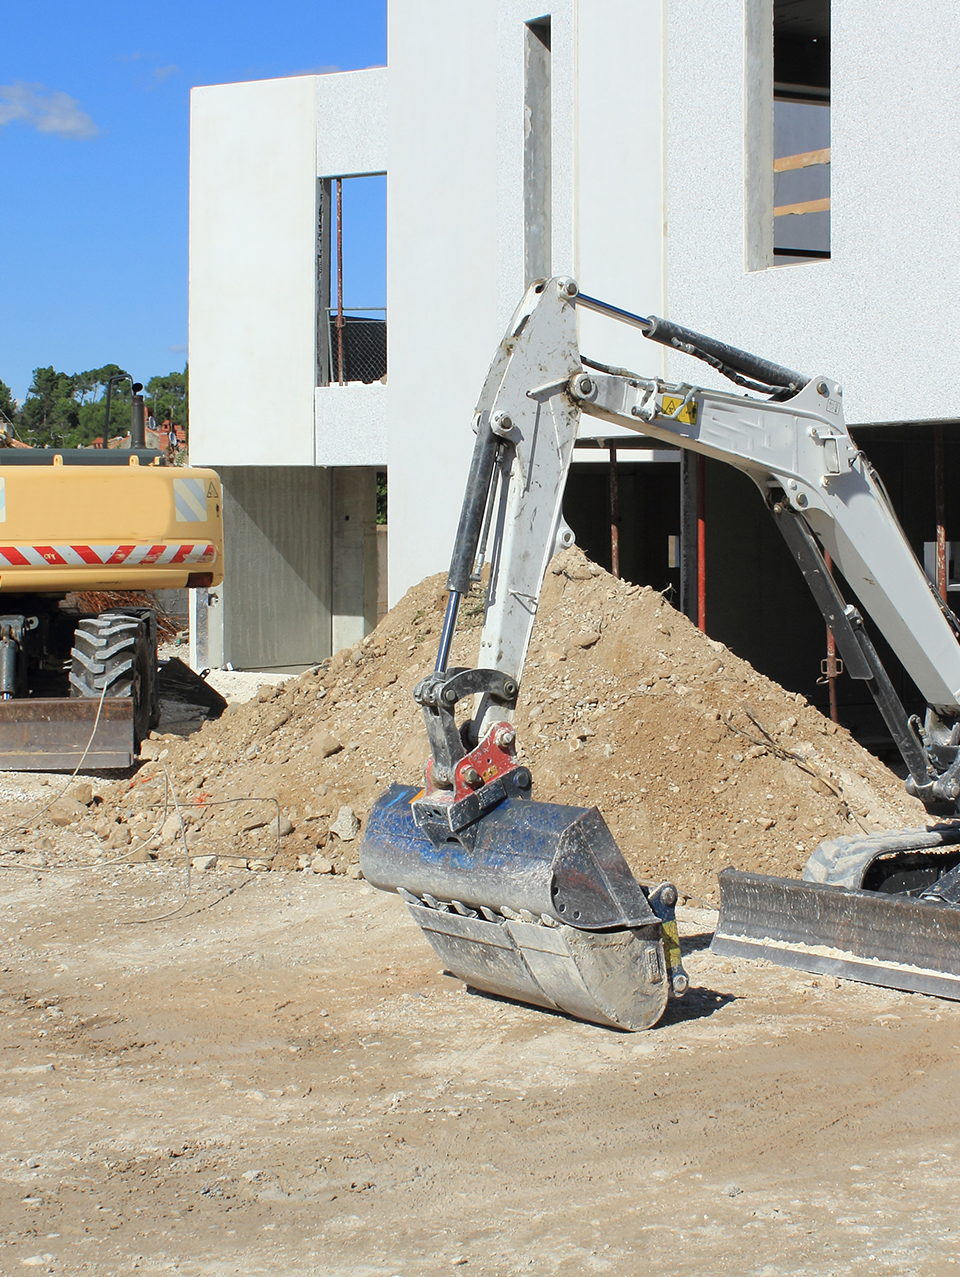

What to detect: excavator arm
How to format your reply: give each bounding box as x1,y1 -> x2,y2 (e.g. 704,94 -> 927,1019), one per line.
569,300 -> 960,808
361,277 -> 960,1021
422,277 -> 960,803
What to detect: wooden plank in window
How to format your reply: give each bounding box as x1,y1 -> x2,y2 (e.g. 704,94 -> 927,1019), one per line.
774,147 -> 831,173
774,197 -> 831,217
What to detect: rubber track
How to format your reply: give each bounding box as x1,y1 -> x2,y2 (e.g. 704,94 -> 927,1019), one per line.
803,827 -> 960,889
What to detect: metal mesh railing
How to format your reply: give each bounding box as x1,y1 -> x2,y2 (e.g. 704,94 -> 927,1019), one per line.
328,311 -> 387,384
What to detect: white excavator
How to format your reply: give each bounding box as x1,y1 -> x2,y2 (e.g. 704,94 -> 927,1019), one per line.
360,276 -> 960,1030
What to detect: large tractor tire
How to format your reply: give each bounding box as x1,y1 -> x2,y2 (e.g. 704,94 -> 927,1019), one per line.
70,610 -> 160,747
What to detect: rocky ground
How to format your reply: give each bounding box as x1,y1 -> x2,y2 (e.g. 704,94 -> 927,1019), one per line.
2,866 -> 960,1276
0,548 -> 953,1274
16,547 -> 924,905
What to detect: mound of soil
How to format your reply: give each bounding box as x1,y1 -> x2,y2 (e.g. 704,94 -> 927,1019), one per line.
70,548 -> 924,905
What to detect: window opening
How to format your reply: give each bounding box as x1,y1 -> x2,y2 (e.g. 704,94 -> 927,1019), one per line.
317,172 -> 387,385
773,0 -> 830,263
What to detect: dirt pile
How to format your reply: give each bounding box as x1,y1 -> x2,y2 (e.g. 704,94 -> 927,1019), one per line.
52,548 -> 924,904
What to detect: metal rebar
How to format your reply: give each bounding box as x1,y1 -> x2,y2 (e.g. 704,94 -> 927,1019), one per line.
609,446 -> 620,579
336,177 -> 345,386
936,423 -> 948,602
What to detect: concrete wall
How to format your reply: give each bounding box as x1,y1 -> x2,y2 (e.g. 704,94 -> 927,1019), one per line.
188,8 -> 670,628
190,68 -> 388,469
314,68 -> 388,469
189,70 -> 387,668
385,0 -> 666,603
210,465 -> 377,671
315,381 -> 387,466
190,77 -> 319,468
331,468 -> 380,652
574,0 -> 666,381
665,0 -> 960,425
217,466 -> 332,669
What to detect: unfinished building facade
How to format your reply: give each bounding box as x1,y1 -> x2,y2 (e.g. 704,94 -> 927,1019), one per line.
188,0 -> 960,740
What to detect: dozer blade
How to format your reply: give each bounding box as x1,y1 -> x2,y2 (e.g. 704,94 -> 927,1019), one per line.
713,867 -> 960,1000
0,697 -> 135,770
361,784 -> 685,1031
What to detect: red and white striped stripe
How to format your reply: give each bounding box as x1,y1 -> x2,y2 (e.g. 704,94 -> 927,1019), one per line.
0,543 -> 217,569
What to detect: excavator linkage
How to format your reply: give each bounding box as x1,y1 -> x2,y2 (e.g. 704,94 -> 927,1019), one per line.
362,274 -> 960,1023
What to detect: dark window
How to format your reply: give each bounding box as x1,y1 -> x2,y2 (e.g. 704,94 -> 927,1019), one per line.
773,0 -> 830,263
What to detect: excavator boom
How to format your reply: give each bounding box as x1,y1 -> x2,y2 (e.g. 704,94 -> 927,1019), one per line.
361,277 -> 960,1022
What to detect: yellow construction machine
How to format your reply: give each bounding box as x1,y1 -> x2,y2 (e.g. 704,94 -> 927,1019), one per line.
0,406 -> 222,768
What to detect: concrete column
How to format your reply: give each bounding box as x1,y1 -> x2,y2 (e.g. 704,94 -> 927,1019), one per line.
188,584 -> 224,671
744,0 -> 775,271
332,467 -> 379,652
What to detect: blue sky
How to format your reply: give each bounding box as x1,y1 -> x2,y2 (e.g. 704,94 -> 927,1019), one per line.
0,1 -> 387,402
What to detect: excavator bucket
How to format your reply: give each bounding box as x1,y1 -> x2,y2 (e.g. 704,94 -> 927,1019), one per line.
713,829 -> 960,998
361,784 -> 686,1031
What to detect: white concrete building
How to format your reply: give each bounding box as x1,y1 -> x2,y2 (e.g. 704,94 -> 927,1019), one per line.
188,1 -> 960,723
189,1 -> 672,670
189,69 -> 388,669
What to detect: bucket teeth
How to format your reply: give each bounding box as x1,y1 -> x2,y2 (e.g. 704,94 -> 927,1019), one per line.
407,899 -> 669,1031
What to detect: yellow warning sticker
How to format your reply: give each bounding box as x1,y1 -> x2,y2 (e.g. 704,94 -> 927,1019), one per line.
206,482 -> 217,498
659,395 -> 698,426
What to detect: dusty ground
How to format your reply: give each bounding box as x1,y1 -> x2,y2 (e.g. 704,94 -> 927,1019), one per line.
3,851 -> 960,1276
45,549 -> 925,905
2,552 -> 958,1274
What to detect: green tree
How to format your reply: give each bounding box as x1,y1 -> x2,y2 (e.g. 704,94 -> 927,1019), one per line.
146,369 -> 188,430
17,362 -> 188,449
20,367 -> 81,447
0,380 -> 18,429
19,364 -> 136,447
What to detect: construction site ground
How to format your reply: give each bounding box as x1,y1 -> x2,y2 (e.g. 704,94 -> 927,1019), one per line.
2,550 -> 959,1274
3,856 -> 960,1277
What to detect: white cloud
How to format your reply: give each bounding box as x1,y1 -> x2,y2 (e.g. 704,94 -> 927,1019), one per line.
0,82 -> 98,140
153,65 -> 178,83
169,345 -> 188,354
